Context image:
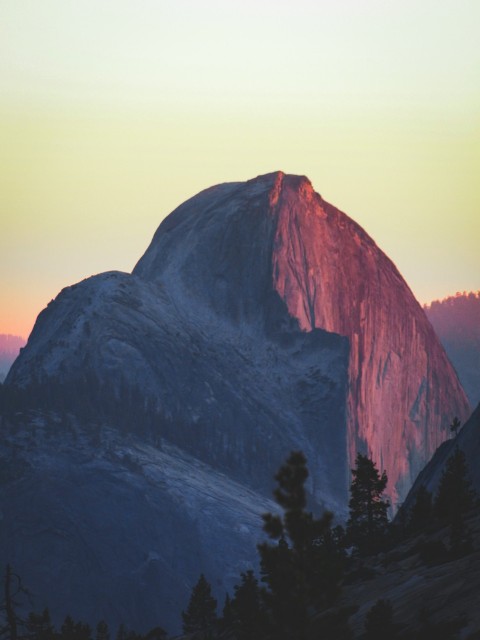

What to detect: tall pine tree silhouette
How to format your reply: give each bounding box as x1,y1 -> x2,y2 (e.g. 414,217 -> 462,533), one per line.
347,453 -> 389,554
258,451 -> 344,640
182,574 -> 217,639
434,447 -> 476,554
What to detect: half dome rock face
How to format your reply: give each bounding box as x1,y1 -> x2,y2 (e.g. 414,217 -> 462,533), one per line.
267,173 -> 471,505
7,171 -> 469,512
133,171 -> 470,507
3,172 -> 471,630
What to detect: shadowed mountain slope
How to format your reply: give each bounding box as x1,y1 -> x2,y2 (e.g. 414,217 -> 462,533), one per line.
2,171 -> 470,631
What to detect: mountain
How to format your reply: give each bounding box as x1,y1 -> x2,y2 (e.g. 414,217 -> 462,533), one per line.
1,171 -> 470,631
0,334 -> 25,381
402,402 -> 480,512
425,292 -> 480,407
0,411 -> 278,634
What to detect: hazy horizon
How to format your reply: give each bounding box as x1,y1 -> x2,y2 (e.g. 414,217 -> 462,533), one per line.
1,0 -> 479,338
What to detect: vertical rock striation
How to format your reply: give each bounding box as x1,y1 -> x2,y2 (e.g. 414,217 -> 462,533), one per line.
7,171 -> 470,510
267,172 -> 470,505
2,171 -> 471,629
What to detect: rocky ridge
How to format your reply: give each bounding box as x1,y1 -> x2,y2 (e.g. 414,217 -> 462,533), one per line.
1,171 -> 472,631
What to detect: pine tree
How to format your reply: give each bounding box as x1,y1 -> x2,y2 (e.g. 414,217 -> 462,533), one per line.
408,485 -> 433,533
258,451 -> 345,640
26,608 -> 55,640
96,621 -> 110,640
59,615 -> 91,640
364,599 -> 397,640
182,573 -> 217,639
449,416 -> 461,438
434,448 -> 476,522
434,447 -> 476,555
230,570 -> 264,639
144,627 -> 167,640
220,594 -> 234,631
346,453 -> 389,554
60,615 -> 76,640
0,565 -> 30,640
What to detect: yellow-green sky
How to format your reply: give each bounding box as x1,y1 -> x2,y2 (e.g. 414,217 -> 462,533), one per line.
1,0 -> 479,338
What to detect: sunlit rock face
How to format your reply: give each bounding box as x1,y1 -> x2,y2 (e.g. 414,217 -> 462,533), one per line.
133,171 -> 470,507
3,171 -> 470,631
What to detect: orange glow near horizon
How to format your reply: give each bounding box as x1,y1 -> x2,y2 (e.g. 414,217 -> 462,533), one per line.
1,1 -> 479,338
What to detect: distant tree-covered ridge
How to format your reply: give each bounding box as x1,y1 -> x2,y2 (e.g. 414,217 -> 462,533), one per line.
424,291 -> 480,407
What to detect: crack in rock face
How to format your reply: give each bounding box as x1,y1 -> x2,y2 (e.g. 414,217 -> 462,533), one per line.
3,171 -> 471,631
268,172 -> 470,507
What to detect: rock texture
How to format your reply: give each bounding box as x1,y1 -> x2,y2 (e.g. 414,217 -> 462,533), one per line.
7,172 -> 470,506
132,171 -> 470,506
402,402 -> 480,511
267,174 -> 471,505
0,413 -> 279,634
338,509 -> 480,637
2,171 -> 471,630
5,269 -> 349,512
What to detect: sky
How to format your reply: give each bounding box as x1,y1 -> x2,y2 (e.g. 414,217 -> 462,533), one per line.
1,0 -> 479,339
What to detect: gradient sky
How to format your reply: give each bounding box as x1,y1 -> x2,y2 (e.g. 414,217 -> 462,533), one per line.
1,0 -> 479,338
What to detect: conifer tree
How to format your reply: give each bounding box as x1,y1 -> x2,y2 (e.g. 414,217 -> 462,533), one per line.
449,417 -> 461,438
0,565 -> 30,640
144,627 -> 167,640
434,447 -> 476,555
230,570 -> 264,640
346,453 -> 389,554
434,448 -> 475,522
408,485 -> 433,533
258,451 -> 344,640
182,573 -> 217,639
59,615 -> 92,640
60,615 -> 76,640
96,621 -> 110,640
221,594 -> 234,631
26,608 -> 55,640
364,599 -> 397,640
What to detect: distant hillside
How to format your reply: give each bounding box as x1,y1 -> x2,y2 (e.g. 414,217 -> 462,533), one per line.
0,334 -> 26,381
425,291 -> 480,407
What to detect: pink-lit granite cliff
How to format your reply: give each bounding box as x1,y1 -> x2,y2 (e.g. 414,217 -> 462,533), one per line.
8,171 -> 470,510
4,171 -> 471,632
268,172 -> 470,506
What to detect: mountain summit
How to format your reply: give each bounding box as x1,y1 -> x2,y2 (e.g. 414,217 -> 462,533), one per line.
133,170 -> 470,505
2,172 -> 471,630
7,171 -> 469,508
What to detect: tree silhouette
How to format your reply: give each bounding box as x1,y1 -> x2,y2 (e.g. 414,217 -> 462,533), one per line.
408,485 -> 433,533
449,417 -> 461,438
0,565 -> 30,640
434,448 -> 475,522
26,609 -> 55,640
258,451 -> 344,640
59,615 -> 92,640
230,570 -> 264,639
434,447 -> 476,554
346,453 -> 389,554
364,599 -> 398,640
182,573 -> 217,639
96,621 -> 110,640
